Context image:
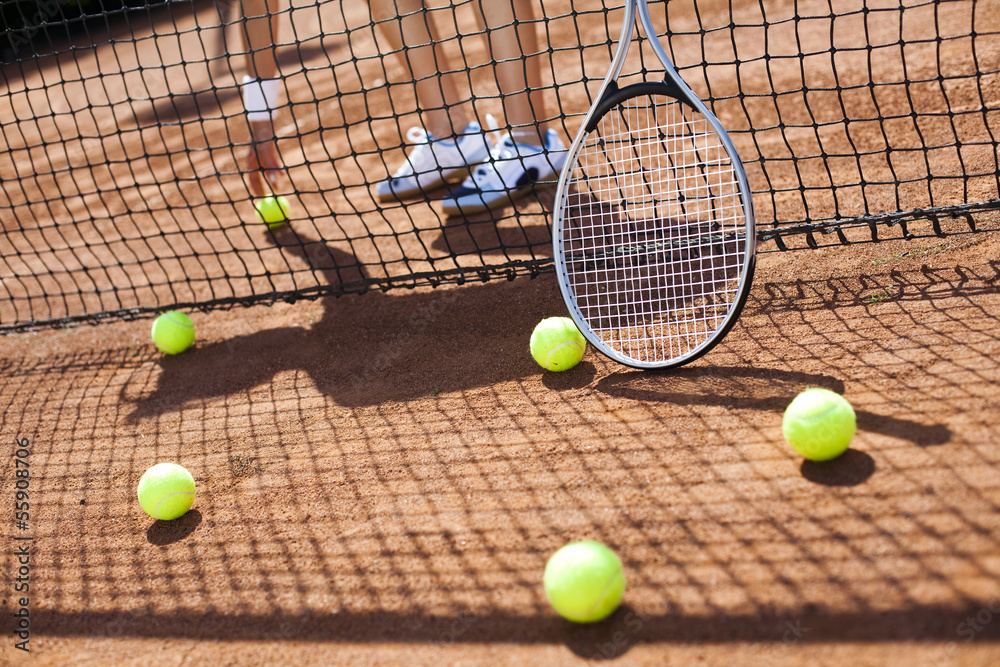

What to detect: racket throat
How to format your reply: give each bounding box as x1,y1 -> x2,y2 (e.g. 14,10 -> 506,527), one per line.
586,81 -> 697,133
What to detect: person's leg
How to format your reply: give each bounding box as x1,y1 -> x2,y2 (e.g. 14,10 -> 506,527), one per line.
369,0 -> 493,201
369,0 -> 469,139
440,0 -> 565,216
240,0 -> 287,196
241,0 -> 281,81
476,0 -> 547,146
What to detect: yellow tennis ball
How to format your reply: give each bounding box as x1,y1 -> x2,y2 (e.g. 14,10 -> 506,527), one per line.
255,195 -> 290,229
137,463 -> 196,521
782,387 -> 856,461
530,317 -> 586,371
544,541 -> 626,623
151,311 -> 195,355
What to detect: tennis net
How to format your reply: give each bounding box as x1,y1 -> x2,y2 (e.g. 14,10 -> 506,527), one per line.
1,0 -> 997,331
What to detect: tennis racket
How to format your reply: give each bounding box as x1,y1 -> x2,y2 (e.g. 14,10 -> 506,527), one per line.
553,0 -> 755,369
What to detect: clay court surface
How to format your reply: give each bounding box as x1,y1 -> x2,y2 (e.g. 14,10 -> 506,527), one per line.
2,0 -> 1000,664
0,229 -> 998,666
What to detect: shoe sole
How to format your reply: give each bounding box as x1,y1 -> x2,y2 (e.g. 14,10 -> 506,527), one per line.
376,158 -> 494,203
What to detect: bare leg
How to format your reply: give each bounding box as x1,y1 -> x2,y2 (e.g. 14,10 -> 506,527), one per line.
240,0 -> 287,195
437,1 -> 564,216
241,0 -> 281,81
369,0 -> 471,139
477,0 -> 548,146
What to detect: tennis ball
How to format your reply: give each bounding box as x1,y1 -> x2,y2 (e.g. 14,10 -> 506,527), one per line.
530,317 -> 586,372
782,387 -> 856,461
543,541 -> 626,623
151,311 -> 195,355
137,463 -> 196,521
255,195 -> 290,229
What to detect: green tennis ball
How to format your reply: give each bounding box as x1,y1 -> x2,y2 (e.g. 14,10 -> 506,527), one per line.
151,311 -> 195,355
543,541 -> 626,623
255,195 -> 290,229
782,387 -> 856,461
530,317 -> 586,372
137,463 -> 196,521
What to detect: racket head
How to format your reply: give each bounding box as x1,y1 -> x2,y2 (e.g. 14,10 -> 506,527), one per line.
553,81 -> 756,369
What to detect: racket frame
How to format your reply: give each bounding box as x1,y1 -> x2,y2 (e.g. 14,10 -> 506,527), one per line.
553,0 -> 756,370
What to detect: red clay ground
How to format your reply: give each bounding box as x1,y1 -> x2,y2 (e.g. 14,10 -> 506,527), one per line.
2,0 -> 999,664
1,230 -> 1000,665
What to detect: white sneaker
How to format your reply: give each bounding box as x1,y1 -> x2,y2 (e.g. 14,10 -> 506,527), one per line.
439,129 -> 567,216
375,121 -> 492,202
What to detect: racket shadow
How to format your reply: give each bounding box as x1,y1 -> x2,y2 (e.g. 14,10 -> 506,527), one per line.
433,209 -> 552,258
431,182 -> 559,257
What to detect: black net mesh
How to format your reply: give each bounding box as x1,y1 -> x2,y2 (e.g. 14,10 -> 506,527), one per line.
1,0 -> 998,332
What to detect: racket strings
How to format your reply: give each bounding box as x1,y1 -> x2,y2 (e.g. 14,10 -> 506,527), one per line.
561,95 -> 748,363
